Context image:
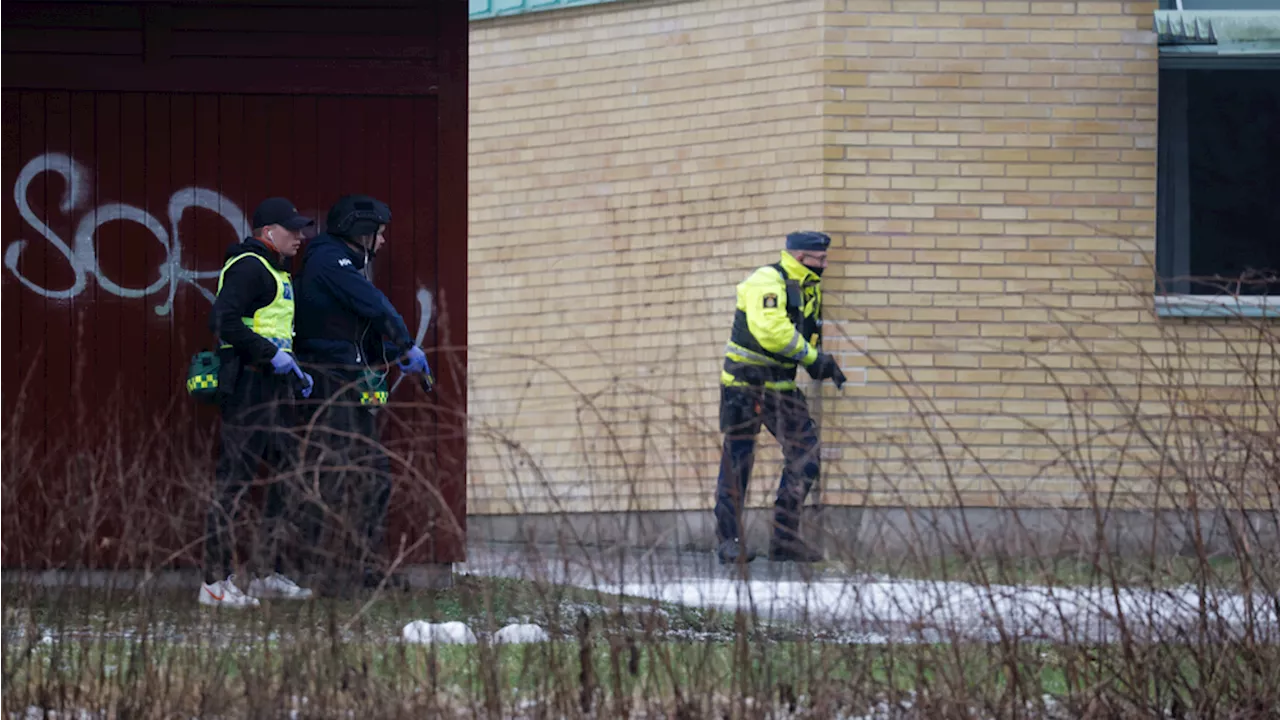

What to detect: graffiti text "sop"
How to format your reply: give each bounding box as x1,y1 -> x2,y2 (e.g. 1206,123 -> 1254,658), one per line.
5,152 -> 246,316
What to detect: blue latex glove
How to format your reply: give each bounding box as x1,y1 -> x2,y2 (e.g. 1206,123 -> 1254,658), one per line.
270,349 -> 300,376
398,346 -> 430,375
296,369 -> 314,399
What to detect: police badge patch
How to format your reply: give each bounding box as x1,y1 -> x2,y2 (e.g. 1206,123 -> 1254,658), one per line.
763,293 -> 778,308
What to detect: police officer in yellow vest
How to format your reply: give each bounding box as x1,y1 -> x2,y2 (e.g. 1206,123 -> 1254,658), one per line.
716,230 -> 847,565
200,197 -> 316,609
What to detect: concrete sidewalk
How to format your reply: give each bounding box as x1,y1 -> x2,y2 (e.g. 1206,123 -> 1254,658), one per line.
459,542 -> 1280,645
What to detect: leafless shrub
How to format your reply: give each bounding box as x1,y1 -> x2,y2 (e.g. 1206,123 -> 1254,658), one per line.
4,257 -> 1280,719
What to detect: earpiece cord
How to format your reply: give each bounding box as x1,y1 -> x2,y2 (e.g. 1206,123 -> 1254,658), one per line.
359,262 -> 389,384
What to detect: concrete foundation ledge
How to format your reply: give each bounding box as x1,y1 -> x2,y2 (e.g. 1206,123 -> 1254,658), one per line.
399,564 -> 456,590
467,507 -> 1280,559
2,565 -> 455,591
1,569 -> 204,591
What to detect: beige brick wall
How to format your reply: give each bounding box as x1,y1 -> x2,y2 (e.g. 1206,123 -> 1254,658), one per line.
468,0 -> 829,514
820,0 -> 1164,509
469,0 -> 1278,517
815,0 -> 1276,512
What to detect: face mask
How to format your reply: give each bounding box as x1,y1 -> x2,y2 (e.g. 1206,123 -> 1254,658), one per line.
806,264 -> 825,277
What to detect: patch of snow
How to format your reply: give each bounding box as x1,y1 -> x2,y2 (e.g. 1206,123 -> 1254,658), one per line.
493,623 -> 550,644
592,575 -> 1280,643
401,620 -> 476,645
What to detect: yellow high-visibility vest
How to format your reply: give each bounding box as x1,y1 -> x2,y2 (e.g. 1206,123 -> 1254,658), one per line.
216,253 -> 295,353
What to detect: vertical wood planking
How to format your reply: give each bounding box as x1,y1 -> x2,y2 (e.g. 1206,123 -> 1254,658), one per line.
64,90 -> 97,566
290,96 -> 320,236
16,92 -> 48,417
43,92 -> 73,460
144,92 -> 172,424
168,90 -> 203,568
217,94 -> 245,257
337,97 -> 368,210
242,94 -> 268,233
389,94 -> 440,561
364,95 -> 393,356
191,92 -> 227,567
170,93 -> 196,355
434,0 -> 468,562
1,92 -> 21,416
192,93 -> 221,343
314,97 -> 344,234
1,90 -> 26,563
385,97 -> 416,356
3,1 -> 465,569
91,93 -> 124,481
67,92 -> 94,422
116,93 -> 148,424
19,92 -> 50,528
381,94 -> 423,563
265,96 -> 293,199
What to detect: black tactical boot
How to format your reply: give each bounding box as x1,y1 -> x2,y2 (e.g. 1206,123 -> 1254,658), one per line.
362,566 -> 411,592
768,537 -> 824,563
717,538 -> 758,565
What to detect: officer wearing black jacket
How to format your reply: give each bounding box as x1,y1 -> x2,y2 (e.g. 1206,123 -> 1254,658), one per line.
293,194 -> 433,594
715,231 -> 845,566
202,197 -> 316,608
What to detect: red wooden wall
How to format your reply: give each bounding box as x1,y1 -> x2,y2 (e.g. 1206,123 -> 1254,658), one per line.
1,1 -> 468,570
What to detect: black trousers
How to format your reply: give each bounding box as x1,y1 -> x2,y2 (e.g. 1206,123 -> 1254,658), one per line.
296,366 -> 392,589
205,362 -> 301,583
714,385 -> 820,547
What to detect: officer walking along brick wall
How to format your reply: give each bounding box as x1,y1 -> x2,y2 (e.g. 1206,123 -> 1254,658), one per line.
201,197 -> 317,608
715,231 -> 847,566
293,195 -> 434,597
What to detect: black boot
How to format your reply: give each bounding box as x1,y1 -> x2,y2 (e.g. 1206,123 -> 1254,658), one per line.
717,538 -> 758,565
363,567 -> 409,592
768,537 -> 824,563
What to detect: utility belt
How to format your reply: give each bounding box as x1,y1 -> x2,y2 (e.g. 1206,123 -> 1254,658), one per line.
723,359 -> 797,386
299,361 -> 389,408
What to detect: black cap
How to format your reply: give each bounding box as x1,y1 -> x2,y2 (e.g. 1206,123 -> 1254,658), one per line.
252,197 -> 314,231
786,230 -> 831,252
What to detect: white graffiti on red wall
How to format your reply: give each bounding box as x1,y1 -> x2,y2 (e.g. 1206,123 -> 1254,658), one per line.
6,152 -> 248,316
5,153 -> 435,337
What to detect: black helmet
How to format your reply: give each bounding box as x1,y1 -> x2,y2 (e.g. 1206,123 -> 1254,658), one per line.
326,194 -> 391,238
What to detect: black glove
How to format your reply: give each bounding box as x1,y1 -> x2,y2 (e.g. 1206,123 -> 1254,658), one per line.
809,353 -> 846,389
809,353 -> 837,380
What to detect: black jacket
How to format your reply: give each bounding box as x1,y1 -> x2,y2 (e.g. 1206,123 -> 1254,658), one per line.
293,233 -> 413,368
208,238 -> 288,367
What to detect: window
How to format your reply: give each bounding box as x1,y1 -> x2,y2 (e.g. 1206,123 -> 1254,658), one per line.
1156,62 -> 1280,301
1153,0 -> 1280,316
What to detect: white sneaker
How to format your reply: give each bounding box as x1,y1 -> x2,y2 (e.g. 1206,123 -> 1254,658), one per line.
199,576 -> 260,608
247,572 -> 314,600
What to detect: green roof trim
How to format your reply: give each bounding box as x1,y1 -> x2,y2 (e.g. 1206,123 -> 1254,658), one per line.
1154,9 -> 1280,53
469,0 -> 632,21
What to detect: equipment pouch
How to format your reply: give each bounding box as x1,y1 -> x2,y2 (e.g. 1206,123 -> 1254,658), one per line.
359,369 -> 389,406
185,350 -> 222,404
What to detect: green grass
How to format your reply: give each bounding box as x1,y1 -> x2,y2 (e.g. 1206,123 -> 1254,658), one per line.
5,573 -> 1279,716
2,574 -> 753,652
0,632 -> 1083,713
8,631 -> 1279,718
